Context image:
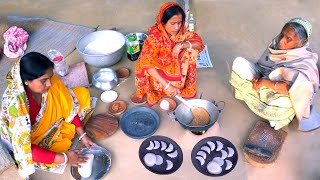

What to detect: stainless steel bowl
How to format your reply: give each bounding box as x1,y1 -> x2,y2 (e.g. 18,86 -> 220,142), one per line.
76,30 -> 126,67
92,68 -> 118,91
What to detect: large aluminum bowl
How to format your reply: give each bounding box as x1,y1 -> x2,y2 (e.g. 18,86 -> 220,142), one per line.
76,30 -> 125,67
92,68 -> 118,91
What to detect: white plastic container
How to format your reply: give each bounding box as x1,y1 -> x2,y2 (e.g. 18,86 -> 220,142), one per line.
47,49 -> 69,76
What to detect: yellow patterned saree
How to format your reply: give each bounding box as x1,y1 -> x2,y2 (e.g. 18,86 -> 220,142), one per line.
0,62 -> 91,176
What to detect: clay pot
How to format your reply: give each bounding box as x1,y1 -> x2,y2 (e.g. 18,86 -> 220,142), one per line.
159,97 -> 177,111
116,67 -> 130,81
130,94 -> 147,105
108,100 -> 127,115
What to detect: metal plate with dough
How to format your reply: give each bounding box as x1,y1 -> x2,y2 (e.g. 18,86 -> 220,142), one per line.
191,136 -> 238,176
139,135 -> 183,175
70,146 -> 111,180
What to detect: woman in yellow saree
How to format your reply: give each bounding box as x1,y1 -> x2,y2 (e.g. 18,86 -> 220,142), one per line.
134,2 -> 204,106
0,52 -> 96,177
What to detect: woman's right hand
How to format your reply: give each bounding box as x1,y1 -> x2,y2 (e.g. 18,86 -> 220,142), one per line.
66,150 -> 88,167
172,43 -> 183,59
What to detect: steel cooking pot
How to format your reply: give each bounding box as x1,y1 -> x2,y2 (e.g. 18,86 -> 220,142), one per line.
174,99 -> 224,132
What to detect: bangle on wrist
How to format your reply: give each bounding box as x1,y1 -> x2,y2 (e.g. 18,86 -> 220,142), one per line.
164,82 -> 171,90
186,41 -> 192,50
62,152 -> 68,165
79,132 -> 87,140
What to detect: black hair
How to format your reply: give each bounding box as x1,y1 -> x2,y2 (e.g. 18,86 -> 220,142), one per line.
20,52 -> 54,83
161,5 -> 185,25
284,22 -> 308,43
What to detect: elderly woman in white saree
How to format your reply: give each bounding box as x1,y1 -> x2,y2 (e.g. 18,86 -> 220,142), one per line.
230,18 -> 319,131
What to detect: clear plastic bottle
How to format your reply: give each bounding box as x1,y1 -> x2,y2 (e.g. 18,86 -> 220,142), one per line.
188,13 -> 195,32
47,49 -> 69,76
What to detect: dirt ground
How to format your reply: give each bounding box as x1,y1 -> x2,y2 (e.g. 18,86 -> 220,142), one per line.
0,0 -> 320,180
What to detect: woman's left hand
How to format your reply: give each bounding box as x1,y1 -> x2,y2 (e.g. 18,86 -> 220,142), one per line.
172,43 -> 183,59
81,135 -> 97,148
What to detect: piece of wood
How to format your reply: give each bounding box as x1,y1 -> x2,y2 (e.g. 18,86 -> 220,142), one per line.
85,113 -> 119,140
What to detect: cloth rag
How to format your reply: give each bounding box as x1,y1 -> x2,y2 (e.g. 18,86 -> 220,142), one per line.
3,26 -> 28,58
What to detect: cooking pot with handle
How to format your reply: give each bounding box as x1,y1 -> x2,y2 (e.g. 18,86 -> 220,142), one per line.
174,99 -> 225,132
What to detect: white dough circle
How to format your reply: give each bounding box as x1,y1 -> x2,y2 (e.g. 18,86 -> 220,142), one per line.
207,141 -> 216,151
160,100 -> 170,110
220,150 -> 228,159
143,153 -> 157,167
207,161 -> 222,175
160,141 -> 167,151
166,160 -> 174,170
146,141 -> 154,150
216,141 -> 224,151
196,150 -> 207,159
167,150 -> 178,158
212,157 -> 224,166
155,155 -> 164,165
100,90 -> 118,103
225,159 -> 233,170
200,145 -> 211,154
153,140 -> 160,149
165,143 -> 174,152
227,147 -> 235,157
196,156 -> 205,166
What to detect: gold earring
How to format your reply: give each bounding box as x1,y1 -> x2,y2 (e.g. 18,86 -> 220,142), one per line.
25,82 -> 28,86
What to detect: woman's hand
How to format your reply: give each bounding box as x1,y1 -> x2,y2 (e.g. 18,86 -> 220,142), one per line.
252,77 -> 261,91
253,77 -> 289,95
81,135 -> 97,148
66,150 -> 88,168
172,43 -> 183,59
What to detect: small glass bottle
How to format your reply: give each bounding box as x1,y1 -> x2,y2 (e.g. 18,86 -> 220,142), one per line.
188,13 -> 195,32
47,49 -> 69,77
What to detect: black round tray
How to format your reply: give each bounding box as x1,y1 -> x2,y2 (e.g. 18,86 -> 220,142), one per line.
120,107 -> 160,139
139,135 -> 183,175
191,136 -> 238,176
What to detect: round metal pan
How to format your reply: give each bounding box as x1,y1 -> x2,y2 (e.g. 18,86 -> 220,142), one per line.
120,106 -> 160,139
